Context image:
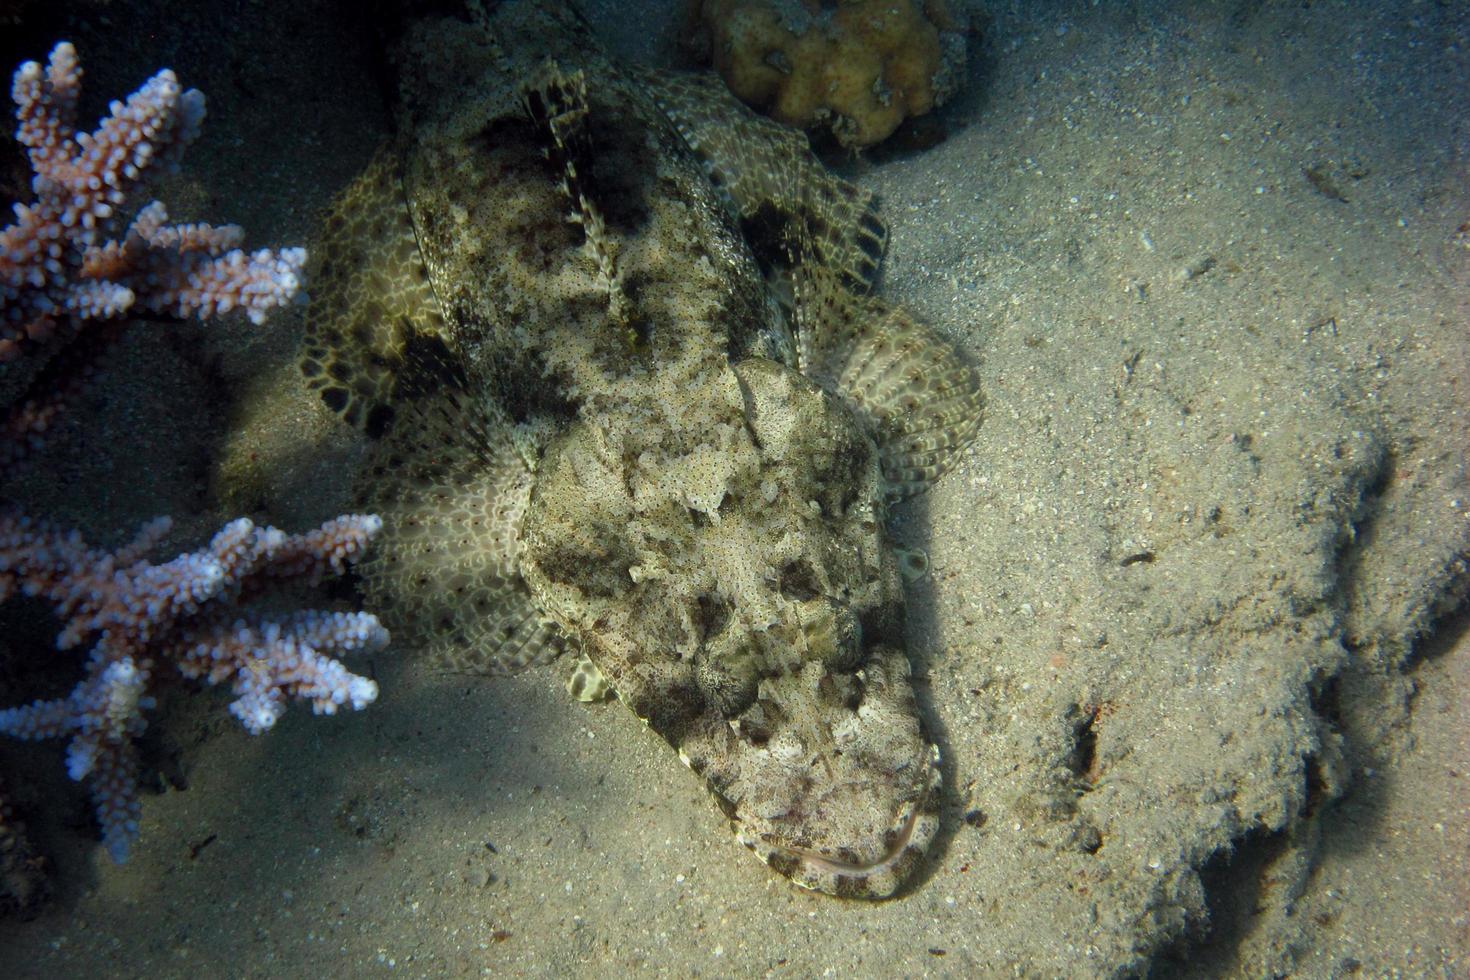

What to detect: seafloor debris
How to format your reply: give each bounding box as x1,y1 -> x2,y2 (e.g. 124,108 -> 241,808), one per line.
683,0 -> 972,148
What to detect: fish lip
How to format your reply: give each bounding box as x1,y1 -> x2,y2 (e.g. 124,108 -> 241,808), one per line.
779,787 -> 930,877
738,742 -> 942,896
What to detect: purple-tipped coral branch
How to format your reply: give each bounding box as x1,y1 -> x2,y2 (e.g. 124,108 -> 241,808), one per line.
0,41 -> 371,884
0,511 -> 388,863
0,41 -> 307,361
0,41 -> 310,471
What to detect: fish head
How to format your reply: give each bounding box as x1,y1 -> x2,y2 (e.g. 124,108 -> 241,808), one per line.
521,357 -> 940,897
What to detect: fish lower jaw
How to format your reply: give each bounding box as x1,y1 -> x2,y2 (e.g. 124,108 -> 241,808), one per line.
738,743 -> 942,899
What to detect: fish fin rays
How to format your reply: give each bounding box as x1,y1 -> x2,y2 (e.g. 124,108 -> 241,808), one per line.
793,266 -> 983,503
641,68 -> 887,293
356,359 -> 563,677
298,145 -> 452,437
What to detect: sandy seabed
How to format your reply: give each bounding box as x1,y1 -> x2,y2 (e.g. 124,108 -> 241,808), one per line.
1,1 -> 1466,976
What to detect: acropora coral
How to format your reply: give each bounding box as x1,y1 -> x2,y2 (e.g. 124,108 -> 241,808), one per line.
0,41 -> 307,465
0,510 -> 387,863
0,42 -> 381,879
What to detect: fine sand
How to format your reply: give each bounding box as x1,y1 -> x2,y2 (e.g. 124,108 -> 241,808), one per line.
1,1 -> 1466,976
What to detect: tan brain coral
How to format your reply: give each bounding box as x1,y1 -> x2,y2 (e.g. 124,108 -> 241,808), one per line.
687,0 -> 970,148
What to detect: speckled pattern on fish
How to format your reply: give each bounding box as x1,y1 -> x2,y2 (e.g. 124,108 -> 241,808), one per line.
299,0 -> 981,898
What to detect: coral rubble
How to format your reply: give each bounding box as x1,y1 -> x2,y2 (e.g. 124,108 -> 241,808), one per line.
685,0 -> 971,148
0,773 -> 46,919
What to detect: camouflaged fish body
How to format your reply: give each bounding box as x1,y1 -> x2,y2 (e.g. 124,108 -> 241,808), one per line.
301,0 -> 980,898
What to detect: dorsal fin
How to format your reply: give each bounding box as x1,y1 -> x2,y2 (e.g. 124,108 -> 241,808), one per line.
793,264 -> 983,503
522,62 -> 634,340
298,145 -> 450,437
639,68 -> 887,294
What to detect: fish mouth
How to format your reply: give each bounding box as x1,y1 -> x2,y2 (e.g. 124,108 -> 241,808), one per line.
700,647 -> 941,899
741,742 -> 942,899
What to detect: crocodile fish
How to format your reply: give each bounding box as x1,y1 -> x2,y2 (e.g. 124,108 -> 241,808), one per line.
298,0 -> 981,898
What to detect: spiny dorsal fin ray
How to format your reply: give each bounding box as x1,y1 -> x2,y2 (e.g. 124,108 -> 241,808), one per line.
521,62 -> 634,338
793,264 -> 983,503
356,341 -> 562,676
637,68 -> 887,294
298,145 -> 451,438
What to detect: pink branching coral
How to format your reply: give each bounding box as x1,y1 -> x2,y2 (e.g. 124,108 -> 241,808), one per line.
0,41 -> 381,879
0,510 -> 388,862
0,41 -> 307,360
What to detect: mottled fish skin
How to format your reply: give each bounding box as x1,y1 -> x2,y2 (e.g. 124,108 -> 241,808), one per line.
301,0 -> 979,898
519,355 -> 943,897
